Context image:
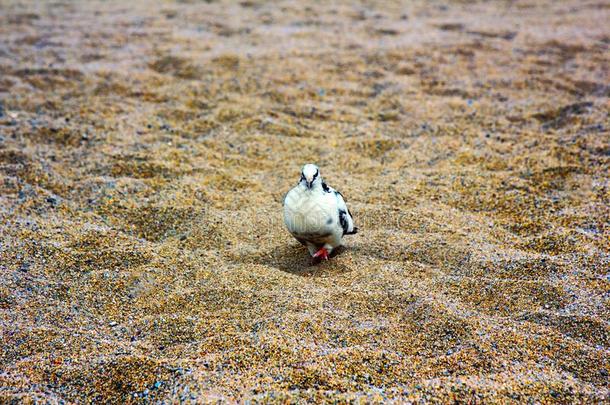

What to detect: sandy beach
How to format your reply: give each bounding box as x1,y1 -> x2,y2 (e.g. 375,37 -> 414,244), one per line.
0,0 -> 609,402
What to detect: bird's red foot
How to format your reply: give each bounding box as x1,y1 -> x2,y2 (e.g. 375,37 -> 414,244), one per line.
312,247 -> 330,261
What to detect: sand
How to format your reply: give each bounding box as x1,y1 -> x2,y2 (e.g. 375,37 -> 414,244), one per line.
0,0 -> 609,402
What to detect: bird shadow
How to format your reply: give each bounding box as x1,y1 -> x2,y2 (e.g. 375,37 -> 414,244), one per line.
237,243 -> 350,277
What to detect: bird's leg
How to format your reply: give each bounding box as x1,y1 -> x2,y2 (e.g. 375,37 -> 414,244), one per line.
312,247 -> 330,261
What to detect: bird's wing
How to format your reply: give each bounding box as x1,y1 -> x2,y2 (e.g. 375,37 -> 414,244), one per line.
330,186 -> 358,235
282,185 -> 298,207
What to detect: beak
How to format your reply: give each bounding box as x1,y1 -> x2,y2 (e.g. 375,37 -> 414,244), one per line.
305,176 -> 313,189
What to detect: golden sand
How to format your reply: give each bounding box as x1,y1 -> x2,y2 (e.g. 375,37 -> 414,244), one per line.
0,0 -> 608,402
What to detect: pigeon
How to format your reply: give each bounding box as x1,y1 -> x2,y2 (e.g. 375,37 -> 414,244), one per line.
283,163 -> 358,261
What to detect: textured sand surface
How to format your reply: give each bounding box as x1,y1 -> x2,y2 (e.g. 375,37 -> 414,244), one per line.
1,0 -> 609,402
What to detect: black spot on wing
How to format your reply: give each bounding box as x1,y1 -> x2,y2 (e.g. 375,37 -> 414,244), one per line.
345,208 -> 357,234
322,181 -> 331,193
338,209 -> 349,236
345,227 -> 358,235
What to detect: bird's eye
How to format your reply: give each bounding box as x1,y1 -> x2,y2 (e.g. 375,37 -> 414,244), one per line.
300,174 -> 305,181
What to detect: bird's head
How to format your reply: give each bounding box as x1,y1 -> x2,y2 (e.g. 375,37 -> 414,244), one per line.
300,163 -> 321,190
